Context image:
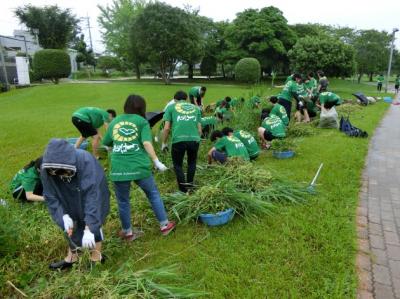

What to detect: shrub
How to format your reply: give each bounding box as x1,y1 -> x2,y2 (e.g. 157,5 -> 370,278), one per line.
33,49 -> 71,84
234,58 -> 261,83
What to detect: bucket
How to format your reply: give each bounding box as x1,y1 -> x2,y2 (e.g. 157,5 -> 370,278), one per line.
273,150 -> 295,159
199,208 -> 234,226
384,97 -> 393,103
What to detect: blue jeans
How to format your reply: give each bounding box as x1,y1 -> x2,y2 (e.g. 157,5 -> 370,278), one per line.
212,150 -> 227,163
114,176 -> 168,231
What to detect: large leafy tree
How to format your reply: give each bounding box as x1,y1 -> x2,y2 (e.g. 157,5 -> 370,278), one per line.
72,34 -> 95,69
288,35 -> 356,77
226,6 -> 296,74
15,5 -> 80,49
133,2 -> 201,84
353,30 -> 391,82
98,0 -> 146,79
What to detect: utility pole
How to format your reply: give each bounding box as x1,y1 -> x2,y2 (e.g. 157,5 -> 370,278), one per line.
84,14 -> 94,51
385,28 -> 399,93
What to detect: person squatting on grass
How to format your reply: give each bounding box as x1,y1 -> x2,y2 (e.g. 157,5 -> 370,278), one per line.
41,139 -> 110,270
103,95 -> 175,241
72,107 -> 116,159
10,157 -> 44,202
188,86 -> 206,109
258,108 -> 286,149
221,127 -> 260,160
162,91 -> 202,193
269,96 -> 289,126
208,130 -> 249,164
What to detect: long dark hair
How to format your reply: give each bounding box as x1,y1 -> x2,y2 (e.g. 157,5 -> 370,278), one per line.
23,156 -> 43,171
124,94 -> 146,118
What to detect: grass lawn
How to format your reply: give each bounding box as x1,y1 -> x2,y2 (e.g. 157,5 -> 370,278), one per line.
0,79 -> 391,298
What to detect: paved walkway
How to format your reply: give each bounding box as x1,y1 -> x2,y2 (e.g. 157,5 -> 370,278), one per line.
358,97 -> 400,299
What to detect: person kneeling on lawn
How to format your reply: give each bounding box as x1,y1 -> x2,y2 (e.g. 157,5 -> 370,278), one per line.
208,130 -> 249,164
258,108 -> 286,149
72,107 -> 116,159
222,127 -> 260,160
41,139 -> 110,270
269,96 -> 289,126
10,157 -> 44,202
103,94 -> 175,241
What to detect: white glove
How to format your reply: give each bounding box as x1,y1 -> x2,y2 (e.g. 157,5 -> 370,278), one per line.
82,228 -> 95,249
161,143 -> 169,152
153,159 -> 168,172
62,214 -> 73,233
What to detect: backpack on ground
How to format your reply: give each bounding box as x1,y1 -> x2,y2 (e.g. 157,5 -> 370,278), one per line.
339,117 -> 368,138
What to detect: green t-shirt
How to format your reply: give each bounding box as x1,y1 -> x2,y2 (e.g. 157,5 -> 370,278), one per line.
10,166 -> 40,192
233,130 -> 260,158
214,136 -> 250,160
285,75 -> 293,83
72,107 -> 110,129
163,101 -> 201,144
261,115 -> 286,138
278,80 -> 299,102
377,75 -> 384,83
230,98 -> 239,107
200,116 -> 217,128
395,77 -> 400,85
248,96 -> 261,108
103,114 -> 153,181
270,103 -> 289,126
304,78 -> 317,95
189,86 -> 201,97
306,98 -> 318,114
216,99 -> 231,109
319,92 -> 342,105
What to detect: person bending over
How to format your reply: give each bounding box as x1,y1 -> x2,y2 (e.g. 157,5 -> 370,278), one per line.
188,86 -> 207,108
318,92 -> 342,110
276,73 -> 302,120
257,108 -> 286,149
269,96 -> 289,126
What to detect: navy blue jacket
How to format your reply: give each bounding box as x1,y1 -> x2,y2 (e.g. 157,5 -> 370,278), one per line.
41,139 -> 110,235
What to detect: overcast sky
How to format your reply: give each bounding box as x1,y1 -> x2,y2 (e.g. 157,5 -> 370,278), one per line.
1,0 -> 399,52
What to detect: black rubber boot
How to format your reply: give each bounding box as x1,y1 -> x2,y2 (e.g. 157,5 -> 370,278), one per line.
49,260 -> 74,270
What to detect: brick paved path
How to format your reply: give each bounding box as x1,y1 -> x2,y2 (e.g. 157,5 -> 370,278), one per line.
358,100 -> 400,299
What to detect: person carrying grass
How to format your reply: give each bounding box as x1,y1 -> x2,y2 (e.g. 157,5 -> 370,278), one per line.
269,96 -> 289,126
376,74 -> 384,92
41,139 -> 110,270
10,157 -> 44,202
162,91 -> 202,193
222,127 -> 260,160
258,108 -> 286,149
208,130 -> 249,164
189,86 -> 206,108
276,73 -> 302,120
72,107 -> 116,159
103,95 -> 175,241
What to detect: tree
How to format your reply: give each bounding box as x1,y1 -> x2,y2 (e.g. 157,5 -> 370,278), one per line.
97,56 -> 121,75
133,2 -> 200,84
33,49 -> 71,83
72,34 -> 95,69
98,0 -> 146,79
291,23 -> 329,39
200,55 -> 217,78
15,5 -> 80,49
353,30 -> 391,82
288,36 -> 355,77
226,6 -> 296,74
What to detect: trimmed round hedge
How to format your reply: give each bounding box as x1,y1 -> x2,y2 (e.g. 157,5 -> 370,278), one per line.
33,49 -> 71,84
234,57 -> 261,83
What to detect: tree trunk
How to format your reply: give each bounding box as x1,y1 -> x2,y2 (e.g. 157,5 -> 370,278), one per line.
188,64 -> 194,79
357,73 -> 362,84
221,64 -> 225,78
135,63 -> 141,80
369,73 -> 373,82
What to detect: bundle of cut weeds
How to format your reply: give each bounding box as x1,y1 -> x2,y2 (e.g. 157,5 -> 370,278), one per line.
164,160 -> 307,224
287,123 -> 316,137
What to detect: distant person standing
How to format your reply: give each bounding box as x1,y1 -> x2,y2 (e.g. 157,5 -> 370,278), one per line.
376,74 -> 384,92
317,70 -> 329,93
394,75 -> 399,95
72,107 -> 116,159
188,86 -> 206,108
162,91 -> 202,193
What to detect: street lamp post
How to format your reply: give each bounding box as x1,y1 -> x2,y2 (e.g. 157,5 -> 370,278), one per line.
385,28 -> 399,93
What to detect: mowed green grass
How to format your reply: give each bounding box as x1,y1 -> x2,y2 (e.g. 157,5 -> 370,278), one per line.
0,79 -> 390,298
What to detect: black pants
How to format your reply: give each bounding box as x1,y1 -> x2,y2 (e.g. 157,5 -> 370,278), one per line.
377,83 -> 382,91
171,141 -> 200,192
12,182 -> 43,201
278,98 -> 292,120
201,125 -> 214,139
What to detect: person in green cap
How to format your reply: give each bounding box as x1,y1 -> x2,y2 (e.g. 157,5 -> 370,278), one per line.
103,94 -> 175,241
318,92 -> 342,110
258,108 -> 286,149
10,157 -> 44,202
395,74 -> 400,95
72,107 -> 116,159
200,115 -> 218,139
188,86 -> 207,108
162,90 -> 202,193
208,130 -> 249,164
376,74 -> 384,92
276,73 -> 302,120
269,96 -> 289,126
222,127 -> 260,160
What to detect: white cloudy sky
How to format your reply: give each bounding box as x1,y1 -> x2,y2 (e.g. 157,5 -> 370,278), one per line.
1,0 -> 399,52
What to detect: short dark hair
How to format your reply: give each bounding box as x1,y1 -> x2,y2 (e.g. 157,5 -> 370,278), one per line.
317,70 -> 324,77
174,90 -> 188,101
292,73 -> 302,80
225,96 -> 232,102
261,108 -> 270,120
124,94 -> 146,118
200,86 -> 207,92
308,72 -> 314,78
269,96 -> 278,104
221,127 -> 234,136
210,130 -> 223,142
107,109 -> 117,118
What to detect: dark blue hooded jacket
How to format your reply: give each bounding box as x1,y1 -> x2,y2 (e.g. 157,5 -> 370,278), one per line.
41,139 -> 110,235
